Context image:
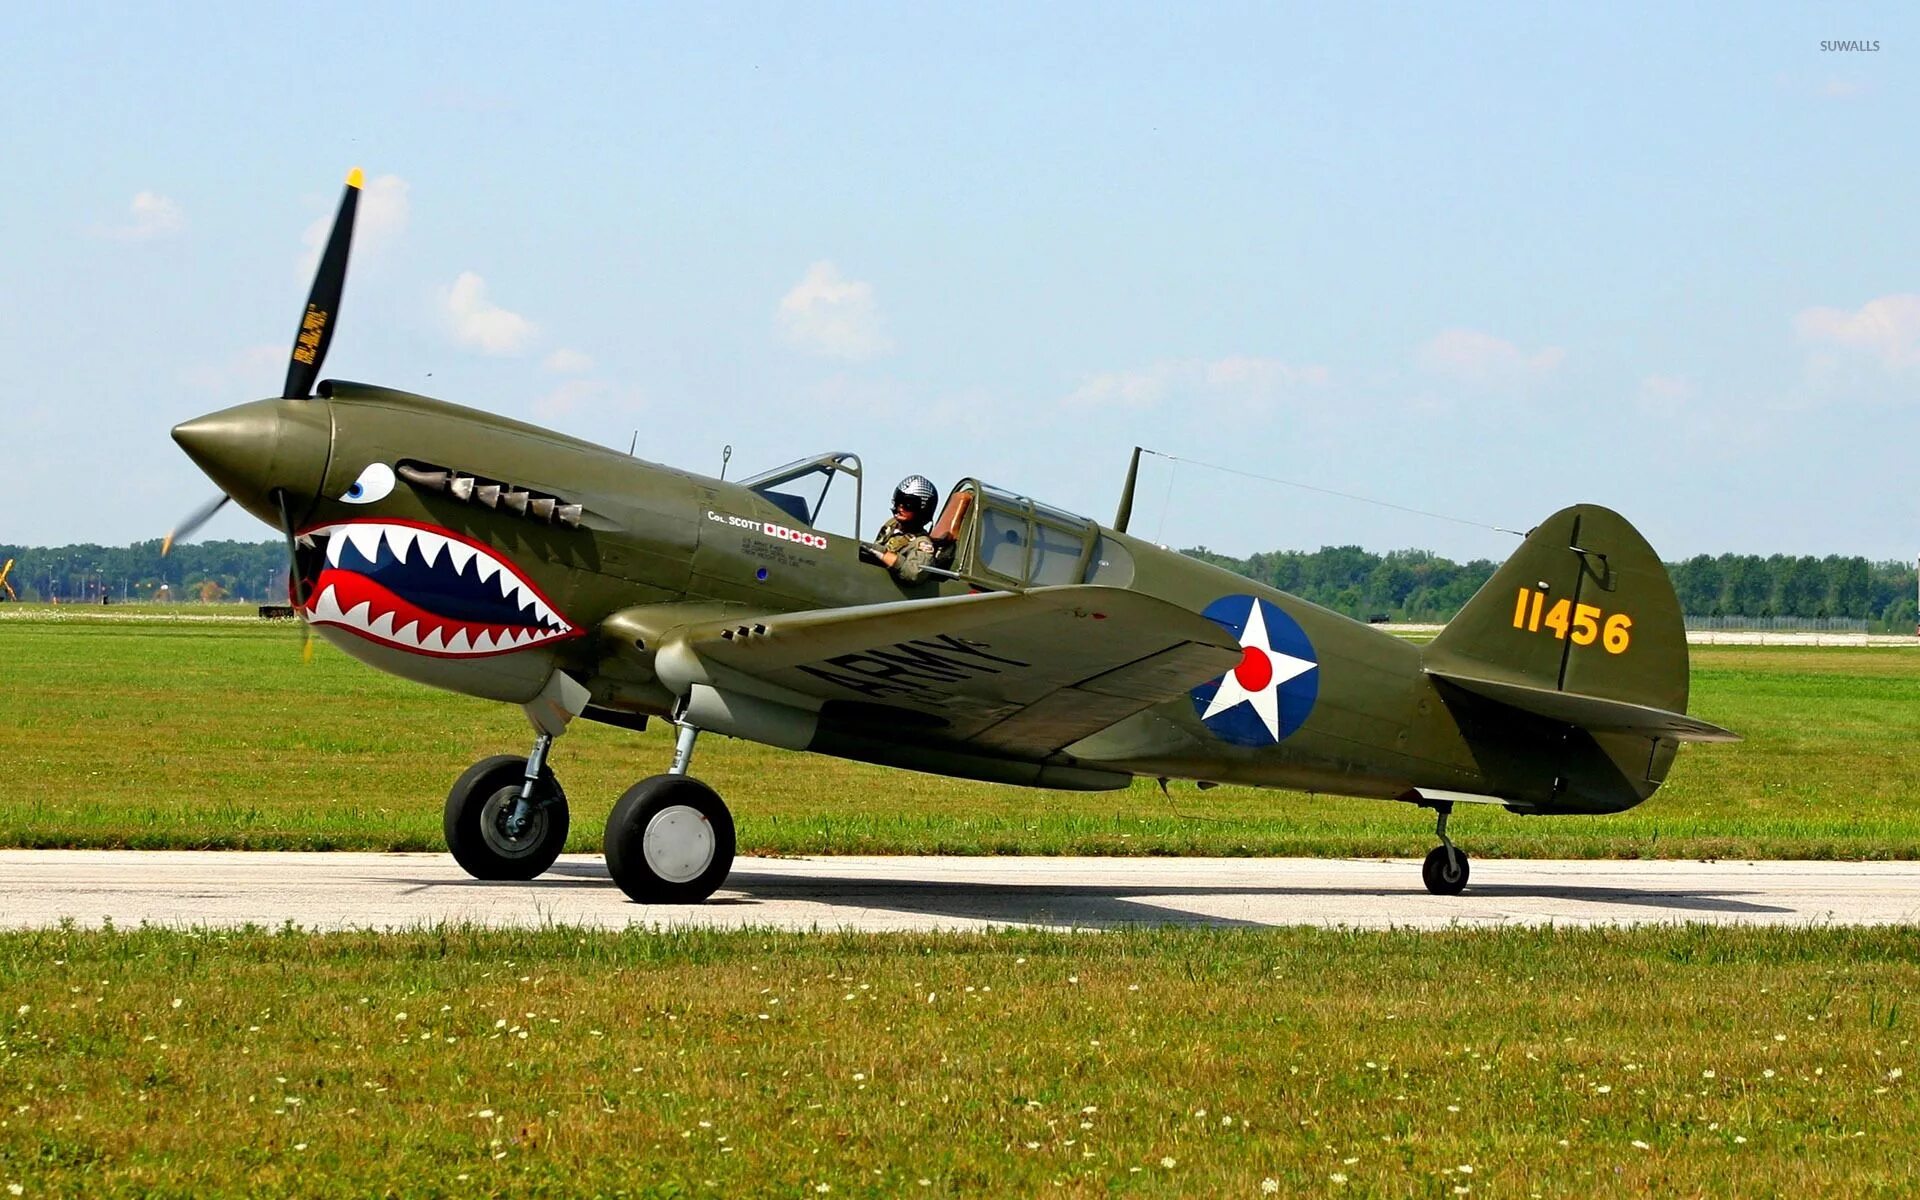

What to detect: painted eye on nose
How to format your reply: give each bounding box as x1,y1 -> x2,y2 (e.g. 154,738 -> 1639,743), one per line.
340,462 -> 396,505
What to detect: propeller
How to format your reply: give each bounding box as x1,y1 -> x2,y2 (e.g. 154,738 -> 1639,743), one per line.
164,168 -> 362,662
284,167 -> 362,400
276,488 -> 317,662
161,493 -> 232,557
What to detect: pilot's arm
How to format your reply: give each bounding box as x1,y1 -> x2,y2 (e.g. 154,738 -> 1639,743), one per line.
862,517 -> 936,582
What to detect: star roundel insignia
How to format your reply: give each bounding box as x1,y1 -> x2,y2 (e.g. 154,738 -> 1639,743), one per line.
1189,595 -> 1320,746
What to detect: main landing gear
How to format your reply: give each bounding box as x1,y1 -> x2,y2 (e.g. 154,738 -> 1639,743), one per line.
603,722 -> 737,904
444,716 -> 737,905
443,733 -> 571,881
1420,800 -> 1470,896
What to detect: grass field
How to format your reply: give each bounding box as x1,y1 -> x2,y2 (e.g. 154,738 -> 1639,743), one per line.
1,609 -> 1916,859
1,924 -> 1916,1196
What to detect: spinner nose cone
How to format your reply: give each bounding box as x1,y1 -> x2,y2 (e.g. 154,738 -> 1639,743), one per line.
172,398 -> 332,521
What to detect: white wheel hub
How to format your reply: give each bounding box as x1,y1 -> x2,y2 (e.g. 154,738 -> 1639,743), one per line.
642,804 -> 715,884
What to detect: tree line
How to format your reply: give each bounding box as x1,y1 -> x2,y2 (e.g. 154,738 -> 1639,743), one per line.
1183,546 -> 1918,629
0,540 -> 288,604
3,538 -> 1915,629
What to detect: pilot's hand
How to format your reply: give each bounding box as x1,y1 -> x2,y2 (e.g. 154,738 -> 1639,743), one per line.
858,543 -> 885,566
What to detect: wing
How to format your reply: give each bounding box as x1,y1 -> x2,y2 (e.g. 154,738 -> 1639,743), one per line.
654,585 -> 1242,759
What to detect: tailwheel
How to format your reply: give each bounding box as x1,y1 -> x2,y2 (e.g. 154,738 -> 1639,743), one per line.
603,774 -> 736,904
1421,845 -> 1470,895
1419,798 -> 1469,895
443,753 -> 571,881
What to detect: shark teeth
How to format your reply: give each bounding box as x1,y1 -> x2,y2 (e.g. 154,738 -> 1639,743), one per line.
307,521 -> 567,634
302,519 -> 574,656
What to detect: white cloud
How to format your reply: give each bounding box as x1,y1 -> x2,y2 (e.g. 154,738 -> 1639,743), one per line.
443,271 -> 536,355
99,191 -> 185,240
1416,328 -> 1564,385
298,174 -> 410,278
1794,293 -> 1920,370
777,261 -> 890,361
544,347 -> 594,373
1065,356 -> 1329,409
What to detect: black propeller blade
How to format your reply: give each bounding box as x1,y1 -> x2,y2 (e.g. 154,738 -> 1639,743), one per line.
276,488 -> 319,662
274,488 -> 310,612
282,167 -> 363,400
161,493 -> 232,557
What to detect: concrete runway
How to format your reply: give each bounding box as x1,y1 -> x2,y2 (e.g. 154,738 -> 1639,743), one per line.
3,851 -> 1919,931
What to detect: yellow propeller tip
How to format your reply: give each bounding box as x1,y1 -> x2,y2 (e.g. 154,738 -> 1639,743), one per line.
346,167 -> 365,189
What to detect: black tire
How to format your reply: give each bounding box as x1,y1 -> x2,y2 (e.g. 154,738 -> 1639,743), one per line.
1422,845 -> 1470,895
444,754 -> 570,881
603,774 -> 735,904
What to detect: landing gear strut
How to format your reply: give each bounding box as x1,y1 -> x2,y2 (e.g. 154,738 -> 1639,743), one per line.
1420,800 -> 1469,895
444,735 -> 571,881
603,720 -> 737,904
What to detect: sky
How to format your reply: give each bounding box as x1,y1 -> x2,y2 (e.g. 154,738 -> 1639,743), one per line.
3,3 -> 1916,564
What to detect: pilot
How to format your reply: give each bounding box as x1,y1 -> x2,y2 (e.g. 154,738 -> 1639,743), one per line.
870,475 -> 940,582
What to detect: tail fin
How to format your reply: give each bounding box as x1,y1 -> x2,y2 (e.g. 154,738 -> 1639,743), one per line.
1425,504 -> 1734,812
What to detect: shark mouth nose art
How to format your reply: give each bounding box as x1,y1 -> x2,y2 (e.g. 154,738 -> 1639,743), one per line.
298,519 -> 578,657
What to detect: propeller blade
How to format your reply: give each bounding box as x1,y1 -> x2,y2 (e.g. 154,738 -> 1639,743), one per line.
282,167 -> 364,400
161,493 -> 232,556
274,489 -> 309,611
275,489 -> 319,663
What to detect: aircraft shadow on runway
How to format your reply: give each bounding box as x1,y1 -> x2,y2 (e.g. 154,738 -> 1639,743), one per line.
398,861 -> 1798,929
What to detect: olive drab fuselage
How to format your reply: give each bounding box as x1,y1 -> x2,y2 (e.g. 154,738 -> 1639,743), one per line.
213,382 -> 1670,817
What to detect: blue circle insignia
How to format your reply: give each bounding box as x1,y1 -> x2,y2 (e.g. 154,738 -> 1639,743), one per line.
1189,594 -> 1320,747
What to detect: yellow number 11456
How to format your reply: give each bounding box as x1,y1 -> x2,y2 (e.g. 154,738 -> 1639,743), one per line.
1511,587 -> 1632,654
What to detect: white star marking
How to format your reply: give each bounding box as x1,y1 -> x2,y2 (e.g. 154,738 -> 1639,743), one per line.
1201,599 -> 1318,741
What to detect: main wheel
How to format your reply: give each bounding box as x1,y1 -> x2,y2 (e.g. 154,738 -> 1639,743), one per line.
443,754 -> 571,881
1421,845 -> 1470,895
603,774 -> 735,904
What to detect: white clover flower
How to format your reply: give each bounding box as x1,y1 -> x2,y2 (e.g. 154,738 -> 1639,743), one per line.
1260,1180 -> 1279,1195
1160,1157 -> 1176,1168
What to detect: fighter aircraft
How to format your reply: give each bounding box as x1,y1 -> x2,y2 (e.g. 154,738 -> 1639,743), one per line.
168,171 -> 1737,903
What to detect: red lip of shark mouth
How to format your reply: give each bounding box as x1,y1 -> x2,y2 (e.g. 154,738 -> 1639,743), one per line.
297,519 -> 580,658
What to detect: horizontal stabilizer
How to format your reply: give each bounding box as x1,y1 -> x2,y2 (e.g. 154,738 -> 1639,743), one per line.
1428,669 -> 1740,743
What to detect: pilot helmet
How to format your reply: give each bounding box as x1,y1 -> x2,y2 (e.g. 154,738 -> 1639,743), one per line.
891,475 -> 938,524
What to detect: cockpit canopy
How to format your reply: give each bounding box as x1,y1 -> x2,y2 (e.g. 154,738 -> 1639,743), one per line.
939,481 -> 1135,589
741,452 -> 862,531
737,454 -> 1133,589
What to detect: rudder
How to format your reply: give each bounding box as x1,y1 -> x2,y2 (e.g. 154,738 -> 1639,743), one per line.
1422,505 -> 1726,813
1426,504 -> 1688,713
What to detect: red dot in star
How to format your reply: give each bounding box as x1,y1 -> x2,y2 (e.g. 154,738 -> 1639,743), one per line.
1234,645 -> 1273,691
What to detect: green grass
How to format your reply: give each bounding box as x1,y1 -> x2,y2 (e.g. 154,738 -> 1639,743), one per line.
1,924 -> 1917,1196
1,613 -> 1916,858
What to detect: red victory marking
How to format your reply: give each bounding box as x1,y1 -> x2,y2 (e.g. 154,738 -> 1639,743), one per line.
1234,645 -> 1273,691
